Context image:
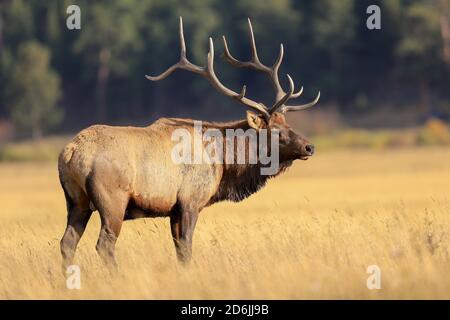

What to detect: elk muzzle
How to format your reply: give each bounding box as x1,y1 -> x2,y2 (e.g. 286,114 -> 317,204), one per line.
298,140 -> 315,160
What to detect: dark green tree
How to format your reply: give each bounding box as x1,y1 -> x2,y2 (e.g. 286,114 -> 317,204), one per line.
396,0 -> 449,113
6,41 -> 62,139
73,0 -> 148,122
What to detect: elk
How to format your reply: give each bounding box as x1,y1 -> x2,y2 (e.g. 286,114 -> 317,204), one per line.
58,17 -> 320,270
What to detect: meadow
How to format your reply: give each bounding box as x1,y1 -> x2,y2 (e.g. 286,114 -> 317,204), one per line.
0,146 -> 449,299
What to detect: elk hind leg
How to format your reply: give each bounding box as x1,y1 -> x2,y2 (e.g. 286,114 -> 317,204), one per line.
88,181 -> 128,269
60,183 -> 92,273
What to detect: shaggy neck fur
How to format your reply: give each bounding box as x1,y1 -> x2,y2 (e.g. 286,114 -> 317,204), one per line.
204,119 -> 294,203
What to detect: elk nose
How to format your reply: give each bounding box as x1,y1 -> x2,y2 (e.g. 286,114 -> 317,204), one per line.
305,144 -> 315,155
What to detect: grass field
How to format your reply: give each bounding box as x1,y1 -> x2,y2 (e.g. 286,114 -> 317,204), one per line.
0,146 -> 449,299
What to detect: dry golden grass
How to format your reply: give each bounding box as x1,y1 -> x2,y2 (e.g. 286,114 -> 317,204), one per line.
0,146 -> 449,299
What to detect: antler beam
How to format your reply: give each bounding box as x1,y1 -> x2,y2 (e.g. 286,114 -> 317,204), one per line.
146,17 -> 270,120
221,18 -> 320,115
147,17 -> 320,119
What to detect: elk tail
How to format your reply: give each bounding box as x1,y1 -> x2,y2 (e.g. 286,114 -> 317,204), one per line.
61,142 -> 76,164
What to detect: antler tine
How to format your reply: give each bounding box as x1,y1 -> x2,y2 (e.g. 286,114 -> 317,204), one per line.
247,18 -> 260,63
221,18 -> 321,115
179,16 -> 187,59
279,91 -> 321,113
221,20 -> 268,72
292,86 -> 303,99
222,35 -> 248,68
207,38 -> 270,119
237,85 -> 247,100
146,17 -> 270,120
273,44 -> 284,73
221,19 -> 286,103
145,17 -> 203,81
270,74 -> 295,113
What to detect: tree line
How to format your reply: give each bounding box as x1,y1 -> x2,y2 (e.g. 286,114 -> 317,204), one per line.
0,0 -> 449,139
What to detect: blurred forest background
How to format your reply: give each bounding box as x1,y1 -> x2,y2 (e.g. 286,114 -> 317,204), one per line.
0,0 -> 449,160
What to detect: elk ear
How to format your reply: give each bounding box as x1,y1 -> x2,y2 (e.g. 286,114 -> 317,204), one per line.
246,111 -> 264,130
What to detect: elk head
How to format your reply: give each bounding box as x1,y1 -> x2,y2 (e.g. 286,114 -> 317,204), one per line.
146,17 -> 320,162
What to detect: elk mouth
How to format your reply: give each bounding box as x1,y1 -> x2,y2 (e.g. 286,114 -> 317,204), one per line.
293,152 -> 310,160
297,150 -> 314,160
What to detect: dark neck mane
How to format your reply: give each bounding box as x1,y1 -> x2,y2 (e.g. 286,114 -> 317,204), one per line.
210,161 -> 292,203
206,118 -> 293,203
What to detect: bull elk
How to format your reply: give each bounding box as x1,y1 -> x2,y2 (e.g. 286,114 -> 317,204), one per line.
59,17 -> 320,270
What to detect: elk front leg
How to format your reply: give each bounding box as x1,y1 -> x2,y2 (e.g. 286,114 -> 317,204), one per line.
170,208 -> 199,264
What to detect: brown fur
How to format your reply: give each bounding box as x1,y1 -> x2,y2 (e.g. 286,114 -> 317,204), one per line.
59,113 -> 313,269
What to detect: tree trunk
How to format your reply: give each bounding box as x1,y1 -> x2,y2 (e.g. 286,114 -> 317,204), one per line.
96,47 -> 111,122
419,80 -> 431,116
32,124 -> 42,141
0,14 -> 3,54
439,0 -> 450,66
30,106 -> 42,141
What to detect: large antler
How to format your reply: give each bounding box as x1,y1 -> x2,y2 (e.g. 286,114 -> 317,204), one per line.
146,17 -> 270,120
222,18 -> 320,114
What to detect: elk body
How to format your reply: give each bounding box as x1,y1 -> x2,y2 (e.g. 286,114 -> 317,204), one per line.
59,18 -> 320,270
